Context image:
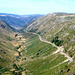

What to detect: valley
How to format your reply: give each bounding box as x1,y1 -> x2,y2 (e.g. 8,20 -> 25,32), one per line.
0,13 -> 75,75
0,13 -> 43,29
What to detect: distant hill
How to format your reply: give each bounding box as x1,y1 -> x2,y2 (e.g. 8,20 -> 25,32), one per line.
0,13 -> 43,29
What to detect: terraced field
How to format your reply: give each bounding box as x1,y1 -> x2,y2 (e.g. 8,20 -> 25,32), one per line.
20,53 -> 68,75
0,32 -> 75,75
25,36 -> 56,57
18,32 -> 70,75
0,13 -> 75,75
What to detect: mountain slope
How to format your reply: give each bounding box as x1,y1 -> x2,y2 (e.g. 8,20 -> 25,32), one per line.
0,19 -> 30,74
23,13 -> 75,64
0,13 -> 75,75
26,13 -> 75,52
0,20 -> 17,69
0,19 -> 15,38
0,13 -> 43,29
0,15 -> 26,29
21,13 -> 75,74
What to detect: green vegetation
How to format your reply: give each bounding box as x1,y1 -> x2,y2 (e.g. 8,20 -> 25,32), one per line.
51,36 -> 63,46
11,71 -> 21,75
13,64 -> 19,70
25,35 -> 57,57
7,37 -> 13,41
14,45 -> 21,50
0,68 -> 11,74
15,34 -> 18,37
0,13 -> 75,75
20,53 -> 67,75
29,28 -> 38,32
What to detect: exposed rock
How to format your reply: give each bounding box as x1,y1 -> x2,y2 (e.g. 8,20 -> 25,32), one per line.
69,25 -> 75,29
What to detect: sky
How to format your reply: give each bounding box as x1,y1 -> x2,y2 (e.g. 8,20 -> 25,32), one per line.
0,0 -> 75,15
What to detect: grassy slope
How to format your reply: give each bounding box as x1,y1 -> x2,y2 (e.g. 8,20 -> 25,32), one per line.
0,13 -> 75,75
25,13 -> 75,57
0,20 -> 17,69
0,32 -> 74,75
19,32 -> 69,75
23,13 -> 75,75
46,20 -> 75,57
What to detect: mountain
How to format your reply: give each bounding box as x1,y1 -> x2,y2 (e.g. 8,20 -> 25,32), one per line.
0,13 -> 43,29
0,12 -> 75,75
0,13 -> 43,18
0,19 -> 17,68
0,19 -> 15,37
25,12 -> 75,58
20,13 -> 75,74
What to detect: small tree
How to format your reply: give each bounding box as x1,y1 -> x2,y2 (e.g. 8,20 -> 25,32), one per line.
18,52 -> 21,56
13,64 -> 19,70
15,34 -> 18,37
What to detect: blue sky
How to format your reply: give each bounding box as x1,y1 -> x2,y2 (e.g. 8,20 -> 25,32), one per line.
0,0 -> 75,15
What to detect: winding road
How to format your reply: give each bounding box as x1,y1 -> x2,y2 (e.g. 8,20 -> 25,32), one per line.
38,34 -> 73,64
0,31 -> 73,74
29,32 -> 73,64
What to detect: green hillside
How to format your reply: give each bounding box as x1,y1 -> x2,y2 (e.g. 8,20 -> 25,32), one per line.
0,13 -> 75,75
25,13 -> 75,58
0,19 -> 15,67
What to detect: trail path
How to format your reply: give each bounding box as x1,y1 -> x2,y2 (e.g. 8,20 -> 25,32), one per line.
38,33 -> 73,64
0,32 -> 73,73
27,32 -> 73,64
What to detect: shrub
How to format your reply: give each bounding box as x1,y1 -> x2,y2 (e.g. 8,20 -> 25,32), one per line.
13,64 -> 19,70
36,53 -> 39,56
14,45 -> 21,50
7,37 -> 12,41
51,36 -> 63,46
15,34 -> 18,37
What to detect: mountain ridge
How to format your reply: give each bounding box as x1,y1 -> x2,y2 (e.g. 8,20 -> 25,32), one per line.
25,12 -> 75,57
0,12 -> 75,75
0,13 -> 43,29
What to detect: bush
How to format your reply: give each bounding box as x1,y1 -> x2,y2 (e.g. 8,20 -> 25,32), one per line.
14,45 -> 21,50
51,36 -> 63,46
15,34 -> 18,37
29,28 -> 38,32
18,52 -> 21,56
7,37 -> 12,41
36,53 -> 39,56
38,32 -> 41,34
13,64 -> 19,70
11,71 -> 21,75
51,39 -> 54,43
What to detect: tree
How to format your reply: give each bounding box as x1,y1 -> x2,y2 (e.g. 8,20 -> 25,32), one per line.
15,34 -> 18,37
13,64 -> 19,70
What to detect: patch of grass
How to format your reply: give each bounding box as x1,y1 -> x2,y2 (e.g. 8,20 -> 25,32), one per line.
25,35 -> 57,57
20,53 -> 67,75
